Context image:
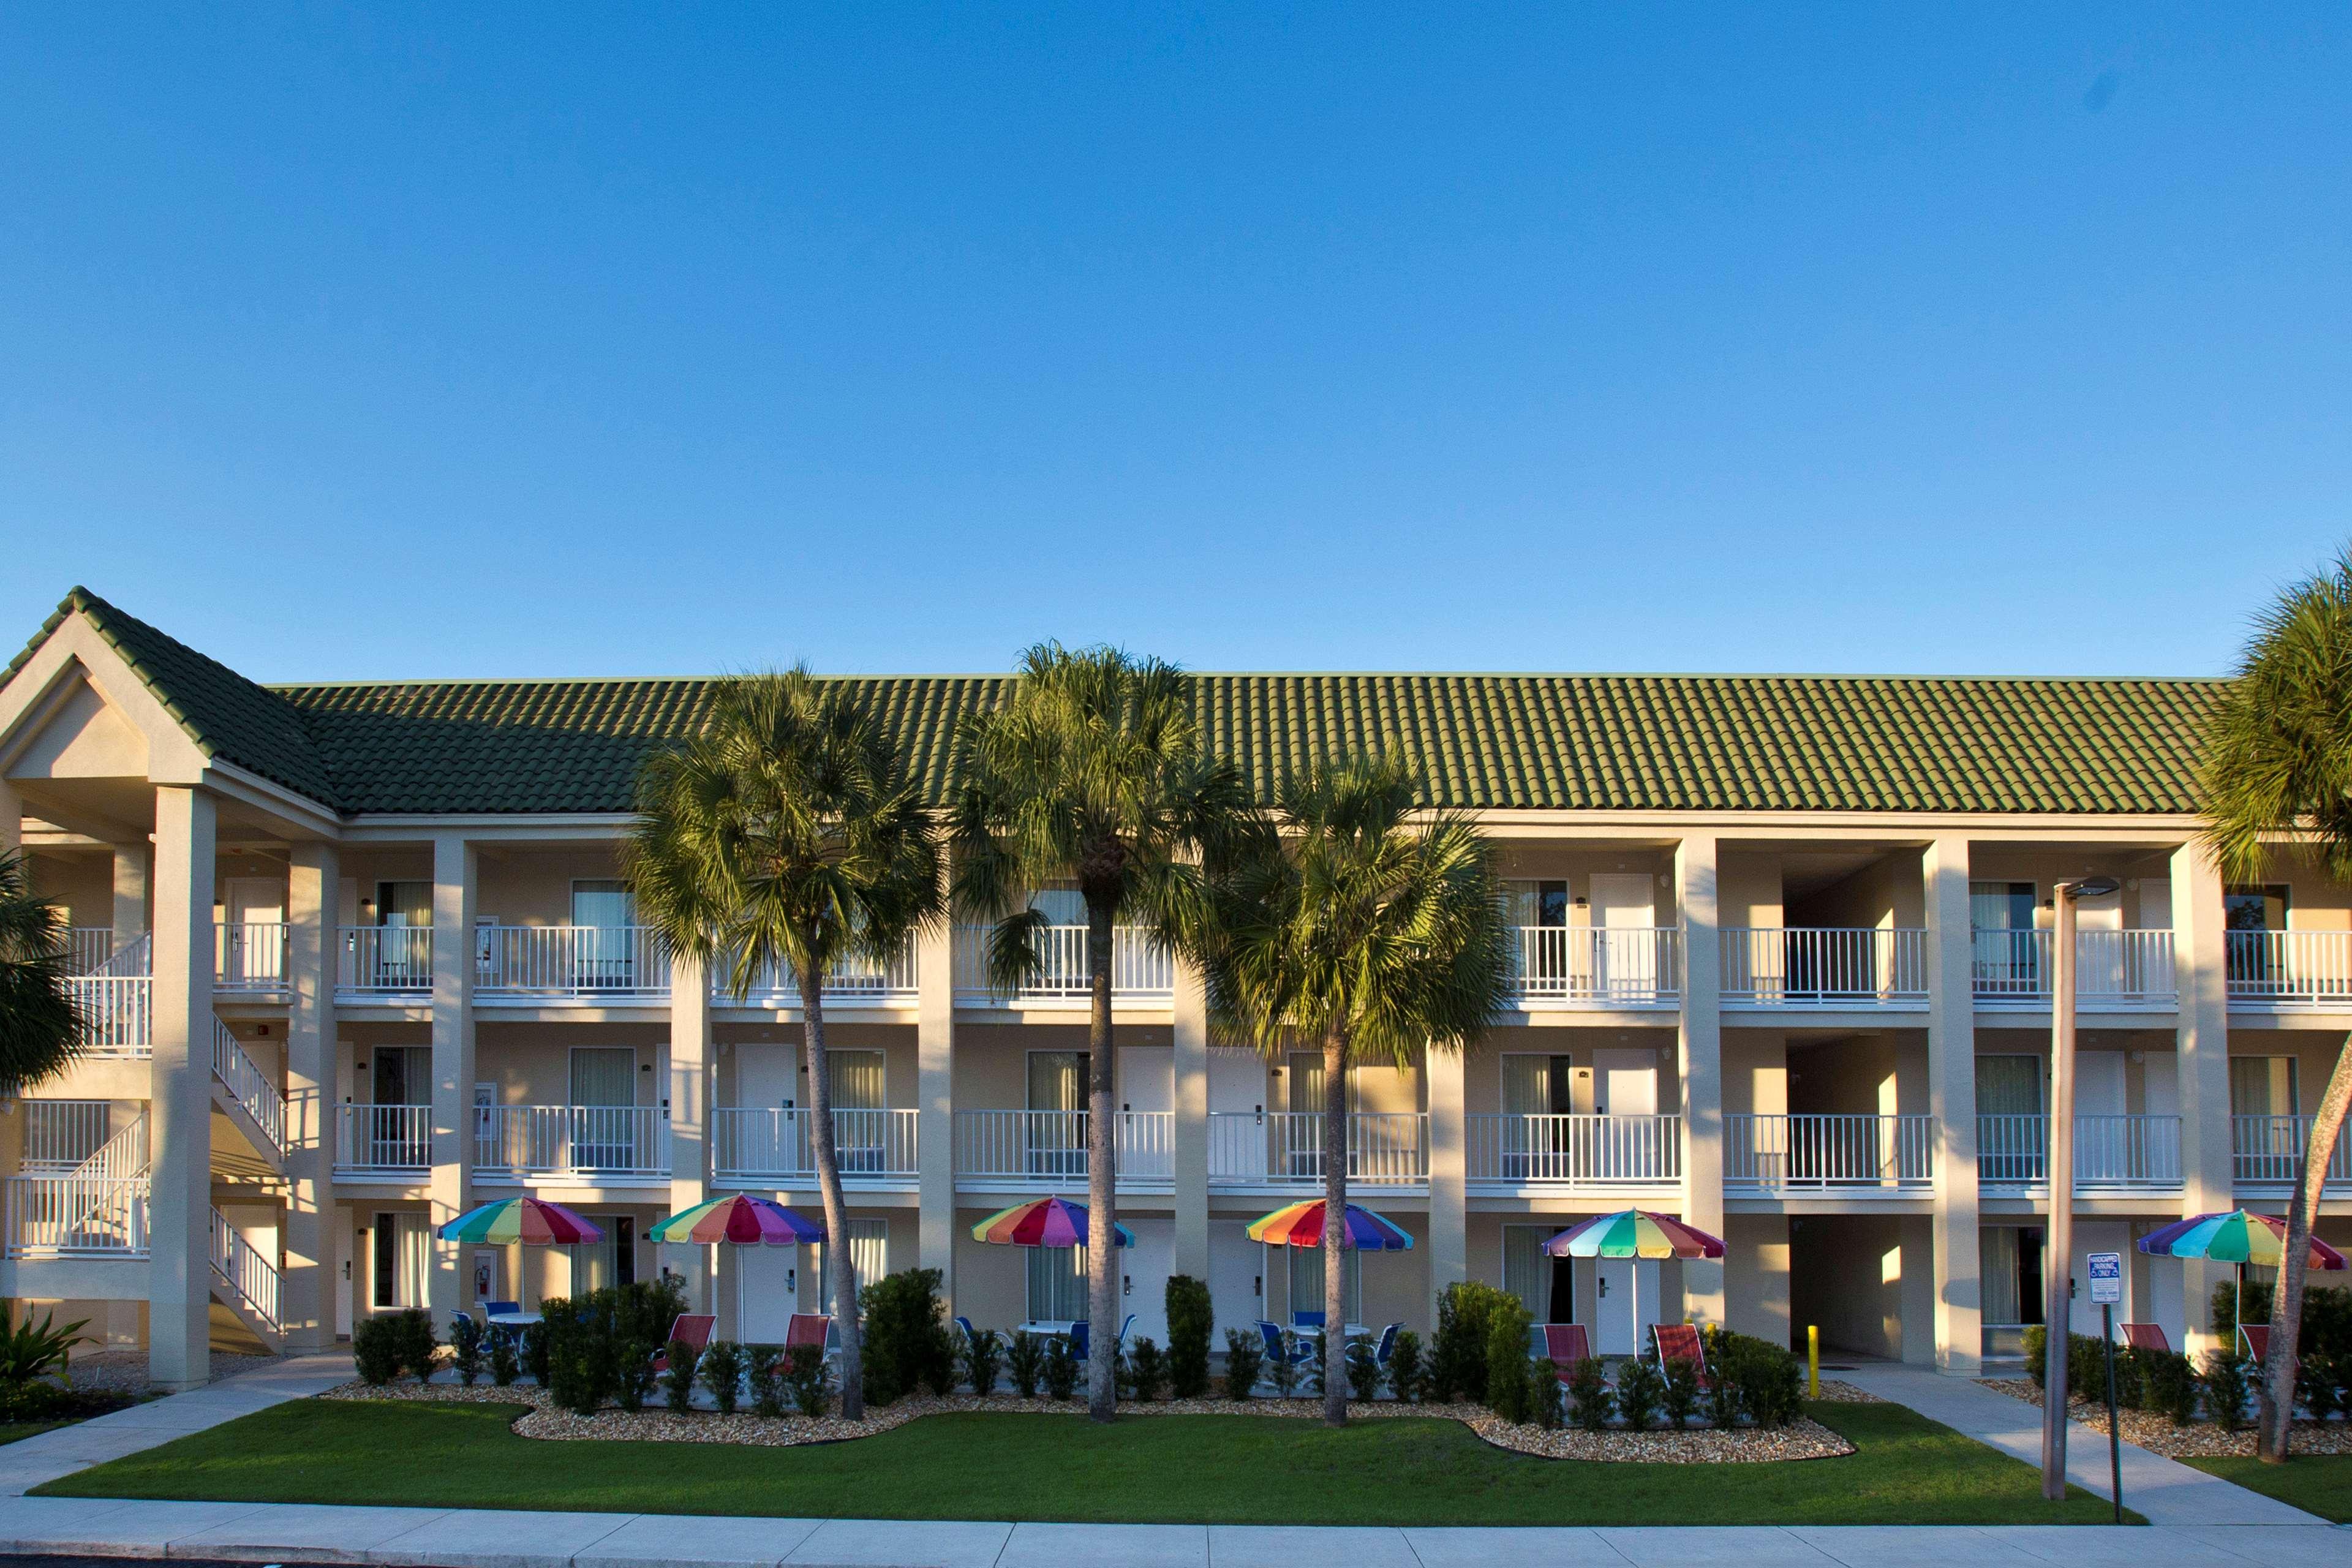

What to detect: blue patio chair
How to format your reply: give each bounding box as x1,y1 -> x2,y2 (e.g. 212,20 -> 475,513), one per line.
955,1314 -> 979,1348
1292,1309 -> 1325,1330
1069,1320 -> 1090,1361
1258,1320 -> 1311,1367
1371,1322 -> 1401,1368
481,1301 -> 522,1346
1115,1313 -> 1136,1353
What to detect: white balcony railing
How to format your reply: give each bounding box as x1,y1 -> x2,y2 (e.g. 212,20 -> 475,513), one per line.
1721,929 -> 1927,1005
64,927 -> 123,976
211,1207 -> 281,1334
1725,1114 -> 1936,1191
477,925 -> 669,998
335,1104 -> 433,1175
712,1107 -> 920,1183
5,1175 -> 148,1256
20,1101 -> 111,1170
68,974 -> 152,1056
952,1110 -> 1176,1183
1970,929 -> 2176,1005
2226,932 -> 2352,1007
474,1105 -> 668,1180
1205,1111 -> 1430,1186
1977,1114 -> 2185,1190
211,1019 -> 286,1158
1508,927 -> 1680,1005
952,925 -> 1174,1003
214,921 -> 288,992
2232,1114 -> 2352,1188
1466,1113 -> 1682,1186
715,939 -> 922,1006
338,927 -> 434,995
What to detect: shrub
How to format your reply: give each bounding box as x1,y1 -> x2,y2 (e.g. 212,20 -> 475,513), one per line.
1265,1333 -> 1301,1400
2295,1352 -> 2341,1423
1567,1357 -> 1613,1431
1041,1336 -> 1079,1401
448,1314 -> 484,1386
782,1343 -> 832,1417
1126,1336 -> 1169,1403
0,1381 -> 68,1423
1007,1330 -> 1046,1399
1703,1350 -> 1744,1428
1662,1355 -> 1700,1428
1345,1336 -> 1381,1403
1222,1327 -> 1263,1401
747,1347 -> 786,1418
488,1333 -> 520,1387
1430,1280 -> 1514,1405
611,1276 -> 689,1352
2144,1348 -> 2199,1425
541,1297 -> 618,1415
2025,1325 -> 2113,1395
1483,1294 -> 1534,1423
1165,1276 -> 1214,1399
391,1307 -> 439,1382
1387,1329 -> 1424,1403
1717,1331 -> 1803,1428
1616,1357 -> 1664,1431
859,1268 -> 956,1409
699,1340 -> 745,1415
614,1341 -> 658,1412
522,1319 -> 551,1386
1530,1360 -> 1564,1430
663,1338 -> 698,1412
961,1326 -> 1003,1398
2201,1349 -> 2252,1432
0,1310 -> 91,1387
353,1315 -> 403,1386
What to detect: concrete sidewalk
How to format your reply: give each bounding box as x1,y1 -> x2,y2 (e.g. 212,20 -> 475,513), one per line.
1836,1362 -> 2321,1526
0,1498 -> 2342,1568
0,1352 -> 356,1498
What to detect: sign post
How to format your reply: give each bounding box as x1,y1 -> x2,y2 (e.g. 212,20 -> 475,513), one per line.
2088,1251 -> 2124,1524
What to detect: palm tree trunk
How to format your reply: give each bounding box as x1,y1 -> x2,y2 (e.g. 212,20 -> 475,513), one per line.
802,969 -> 863,1421
1322,1023 -> 1348,1427
2257,1051 -> 2352,1461
1085,896 -> 1119,1423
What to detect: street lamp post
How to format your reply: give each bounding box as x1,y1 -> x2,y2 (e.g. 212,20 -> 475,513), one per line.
2042,875 -> 2119,1502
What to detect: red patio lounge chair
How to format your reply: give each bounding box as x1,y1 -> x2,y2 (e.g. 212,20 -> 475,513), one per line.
1540,1324 -> 1591,1377
650,1313 -> 715,1376
2117,1322 -> 2171,1354
785,1313 -> 834,1353
1653,1322 -> 1709,1384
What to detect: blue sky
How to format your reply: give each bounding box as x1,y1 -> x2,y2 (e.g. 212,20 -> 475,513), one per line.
1,6 -> 2346,682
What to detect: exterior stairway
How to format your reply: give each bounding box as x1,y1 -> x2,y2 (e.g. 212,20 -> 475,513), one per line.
209,1019 -> 287,1172
208,1205 -> 283,1351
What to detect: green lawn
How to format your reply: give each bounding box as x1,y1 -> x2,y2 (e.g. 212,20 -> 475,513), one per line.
2181,1455 -> 2352,1523
36,1398 -> 2131,1526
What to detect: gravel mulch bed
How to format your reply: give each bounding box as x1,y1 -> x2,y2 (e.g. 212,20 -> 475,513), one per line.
320,1381 -> 1853,1462
1807,1379 -> 1883,1404
53,1349 -> 284,1394
1977,1377 -> 2352,1457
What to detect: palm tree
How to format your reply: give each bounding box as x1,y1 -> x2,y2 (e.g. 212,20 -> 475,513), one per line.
1196,757 -> 1511,1426
2199,546 -> 2352,1464
624,669 -> 941,1422
949,643 -> 1248,1422
0,849 -> 81,1093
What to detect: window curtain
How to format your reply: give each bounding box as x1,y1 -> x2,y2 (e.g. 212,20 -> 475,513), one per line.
394,1214 -> 432,1308
378,881 -> 432,927
1501,1056 -> 1551,1116
1027,1243 -> 1090,1322
816,1218 -> 889,1314
2230,1056 -> 2297,1117
1287,1243 -> 1362,1324
573,1235 -> 616,1295
571,1048 -> 635,1106
1501,1225 -> 1549,1322
829,1050 -> 886,1111
1979,1227 -> 2022,1326
1974,1056 -> 2044,1116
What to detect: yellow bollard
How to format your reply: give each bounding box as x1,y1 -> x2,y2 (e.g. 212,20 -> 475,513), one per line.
1807,1324 -> 1820,1398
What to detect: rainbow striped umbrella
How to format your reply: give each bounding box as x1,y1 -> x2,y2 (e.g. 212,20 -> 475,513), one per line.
1542,1208 -> 1726,1261
648,1194 -> 823,1247
1245,1200 -> 1415,1251
971,1196 -> 1134,1248
2138,1210 -> 2346,1341
438,1196 -> 603,1245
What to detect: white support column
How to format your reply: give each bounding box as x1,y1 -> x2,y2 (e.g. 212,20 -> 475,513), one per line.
916,919 -> 957,1313
426,833 -> 476,1324
2171,843 -> 2233,1357
668,949 -> 714,1315
1923,834 -> 1982,1375
1676,832 -> 1726,1324
112,843 -> 149,947
1172,957 -> 1210,1283
0,778 -> 18,858
283,841 -> 337,1349
147,786 -> 214,1390
1426,1044 -> 1466,1325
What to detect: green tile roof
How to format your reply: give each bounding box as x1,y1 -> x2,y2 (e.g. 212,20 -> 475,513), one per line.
9,589 -> 2224,819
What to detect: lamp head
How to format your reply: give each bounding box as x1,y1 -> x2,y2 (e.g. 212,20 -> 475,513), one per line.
2059,876 -> 2121,900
